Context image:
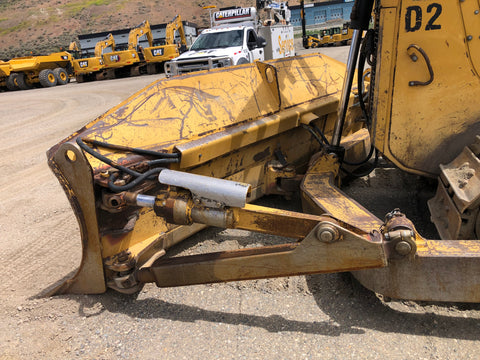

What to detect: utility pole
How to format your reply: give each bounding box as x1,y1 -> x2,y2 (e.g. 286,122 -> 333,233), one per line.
202,5 -> 217,28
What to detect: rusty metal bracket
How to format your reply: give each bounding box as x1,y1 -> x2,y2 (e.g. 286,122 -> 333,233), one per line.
407,44 -> 434,86
381,209 -> 417,260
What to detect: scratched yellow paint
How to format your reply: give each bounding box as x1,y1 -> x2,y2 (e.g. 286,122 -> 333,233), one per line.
73,54 -> 346,172
374,0 -> 480,176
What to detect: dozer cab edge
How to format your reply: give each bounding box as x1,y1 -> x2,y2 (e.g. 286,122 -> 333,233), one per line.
47,0 -> 480,303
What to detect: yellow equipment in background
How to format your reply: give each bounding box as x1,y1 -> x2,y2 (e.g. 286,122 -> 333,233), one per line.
143,15 -> 188,74
47,0 -> 480,303
102,20 -> 153,77
0,51 -> 72,90
303,23 -> 354,49
72,34 -> 116,83
331,23 -> 354,45
100,18 -> 187,78
73,33 -> 115,83
69,41 -> 79,52
72,16 -> 187,81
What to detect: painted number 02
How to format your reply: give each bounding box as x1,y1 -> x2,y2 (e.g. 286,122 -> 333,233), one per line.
405,3 -> 442,32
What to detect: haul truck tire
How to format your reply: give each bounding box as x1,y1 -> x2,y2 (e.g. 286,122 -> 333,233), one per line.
16,72 -> 33,90
6,73 -> 20,91
53,67 -> 69,85
39,69 -> 57,87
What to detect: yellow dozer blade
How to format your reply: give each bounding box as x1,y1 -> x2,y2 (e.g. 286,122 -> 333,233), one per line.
47,47 -> 480,302
47,54 -> 355,295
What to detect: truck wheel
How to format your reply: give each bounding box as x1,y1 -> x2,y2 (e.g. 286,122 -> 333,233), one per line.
76,73 -> 85,83
16,72 -> 33,90
6,73 -> 20,91
39,69 -> 57,87
236,57 -> 249,65
53,67 -> 69,85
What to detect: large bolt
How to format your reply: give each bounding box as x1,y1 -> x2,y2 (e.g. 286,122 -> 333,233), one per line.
316,223 -> 340,243
395,241 -> 412,256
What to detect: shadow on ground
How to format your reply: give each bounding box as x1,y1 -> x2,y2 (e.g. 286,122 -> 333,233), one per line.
63,271 -> 480,341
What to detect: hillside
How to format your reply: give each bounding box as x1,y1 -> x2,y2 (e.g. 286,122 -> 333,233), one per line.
0,0 -> 302,59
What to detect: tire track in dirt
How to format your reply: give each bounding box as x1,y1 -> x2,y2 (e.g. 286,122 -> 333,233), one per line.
0,210 -> 81,296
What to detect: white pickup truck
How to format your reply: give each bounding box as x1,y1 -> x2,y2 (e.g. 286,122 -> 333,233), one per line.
165,6 -> 294,77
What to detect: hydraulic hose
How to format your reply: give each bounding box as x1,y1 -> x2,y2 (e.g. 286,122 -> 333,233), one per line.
76,137 -> 178,192
108,168 -> 165,192
82,138 -> 180,159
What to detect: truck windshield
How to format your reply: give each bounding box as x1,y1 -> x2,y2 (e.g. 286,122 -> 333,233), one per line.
190,30 -> 244,50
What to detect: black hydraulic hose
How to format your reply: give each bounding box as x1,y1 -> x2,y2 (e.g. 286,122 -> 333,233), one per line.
147,158 -> 180,166
82,138 -> 180,159
301,116 -> 376,168
350,0 -> 375,30
301,124 -> 328,147
341,148 -> 379,178
342,144 -> 375,166
302,121 -> 375,167
76,137 -> 140,177
357,30 -> 376,129
76,137 -> 178,192
108,168 -> 165,192
341,31 -> 376,167
331,30 -> 363,148
311,123 -> 330,146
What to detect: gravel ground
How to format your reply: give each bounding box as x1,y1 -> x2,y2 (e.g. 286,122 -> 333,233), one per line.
1,44 -> 480,359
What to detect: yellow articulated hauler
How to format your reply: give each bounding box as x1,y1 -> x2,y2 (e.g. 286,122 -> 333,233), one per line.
0,51 -> 72,90
47,0 -> 480,303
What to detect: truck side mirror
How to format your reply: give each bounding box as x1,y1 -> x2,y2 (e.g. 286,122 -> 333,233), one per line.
256,36 -> 267,48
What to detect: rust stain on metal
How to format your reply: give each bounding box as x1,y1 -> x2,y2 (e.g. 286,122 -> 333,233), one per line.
103,233 -> 128,246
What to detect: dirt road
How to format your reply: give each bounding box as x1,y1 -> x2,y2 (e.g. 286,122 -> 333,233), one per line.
1,48 -> 480,359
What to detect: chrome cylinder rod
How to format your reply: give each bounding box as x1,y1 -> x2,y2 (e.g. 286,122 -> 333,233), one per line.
331,29 -> 363,148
